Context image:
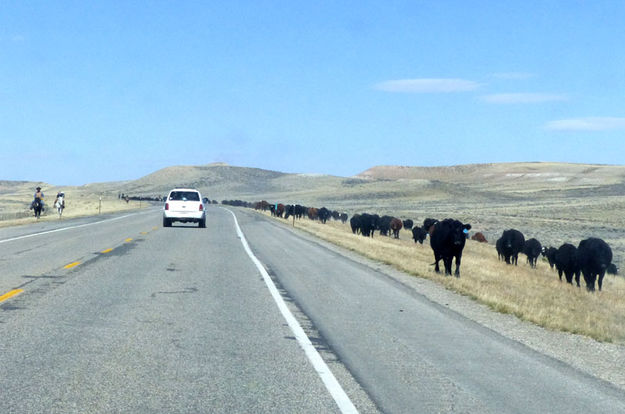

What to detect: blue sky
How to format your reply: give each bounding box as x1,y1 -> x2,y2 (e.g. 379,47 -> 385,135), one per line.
1,1 -> 624,185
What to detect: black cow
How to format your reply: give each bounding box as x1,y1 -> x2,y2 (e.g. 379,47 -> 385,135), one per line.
429,218 -> 471,277
359,213 -> 378,237
499,229 -> 525,265
555,243 -> 580,286
284,204 -> 295,219
318,207 -> 331,224
378,215 -> 393,236
402,219 -> 414,230
542,246 -> 558,270
340,213 -> 348,223
577,237 -> 613,292
496,237 -> 504,261
523,238 -> 542,268
295,204 -> 306,219
350,214 -> 361,234
412,227 -> 427,244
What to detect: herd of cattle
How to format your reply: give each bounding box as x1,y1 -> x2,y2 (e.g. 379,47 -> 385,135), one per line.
495,228 -> 618,292
253,201 -> 618,293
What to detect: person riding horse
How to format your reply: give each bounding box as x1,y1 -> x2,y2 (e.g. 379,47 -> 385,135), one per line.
54,191 -> 65,218
31,186 -> 45,218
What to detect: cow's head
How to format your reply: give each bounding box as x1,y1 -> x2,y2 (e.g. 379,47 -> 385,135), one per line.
452,222 -> 471,245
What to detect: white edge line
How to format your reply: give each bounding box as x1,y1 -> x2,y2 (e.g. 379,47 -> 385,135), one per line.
225,208 -> 359,414
0,211 -> 150,244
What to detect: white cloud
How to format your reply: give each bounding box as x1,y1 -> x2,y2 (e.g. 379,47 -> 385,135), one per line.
481,93 -> 568,104
545,117 -> 625,131
374,78 -> 480,93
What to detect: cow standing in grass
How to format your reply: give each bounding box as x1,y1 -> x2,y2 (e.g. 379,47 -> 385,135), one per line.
429,218 -> 471,277
577,237 -> 613,292
378,216 -> 393,236
307,207 -> 318,220
496,237 -> 504,261
542,246 -> 558,269
523,238 -> 542,268
318,207 -> 331,224
390,217 -> 403,239
359,213 -> 378,237
500,229 -> 525,265
412,227 -> 427,244
350,214 -> 361,234
555,243 -> 580,286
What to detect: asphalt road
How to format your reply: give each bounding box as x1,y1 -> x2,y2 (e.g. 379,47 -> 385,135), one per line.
1,207 -> 624,413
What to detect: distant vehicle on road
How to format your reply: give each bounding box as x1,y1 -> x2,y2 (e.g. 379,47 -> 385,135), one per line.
163,188 -> 206,228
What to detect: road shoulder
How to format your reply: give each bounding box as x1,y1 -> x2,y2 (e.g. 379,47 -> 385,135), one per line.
243,209 -> 625,392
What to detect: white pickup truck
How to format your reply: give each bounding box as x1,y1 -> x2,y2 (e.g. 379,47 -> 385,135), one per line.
162,188 -> 206,228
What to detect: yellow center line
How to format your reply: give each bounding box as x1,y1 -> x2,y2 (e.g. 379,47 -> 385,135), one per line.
0,289 -> 23,303
124,238 -> 133,243
101,248 -> 113,254
64,261 -> 81,269
140,232 -> 148,235
152,226 -> 158,230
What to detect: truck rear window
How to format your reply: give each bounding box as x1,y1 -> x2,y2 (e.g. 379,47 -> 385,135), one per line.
169,191 -> 200,201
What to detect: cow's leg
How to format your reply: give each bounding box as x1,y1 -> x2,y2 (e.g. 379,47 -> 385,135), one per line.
433,252 -> 441,273
454,254 -> 462,277
598,271 -> 606,291
584,272 -> 596,292
443,256 -> 452,275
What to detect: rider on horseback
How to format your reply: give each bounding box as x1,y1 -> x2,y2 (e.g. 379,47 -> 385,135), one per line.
54,192 -> 65,209
31,186 -> 45,210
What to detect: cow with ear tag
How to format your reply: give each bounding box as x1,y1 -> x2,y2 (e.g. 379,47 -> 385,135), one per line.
429,218 -> 472,277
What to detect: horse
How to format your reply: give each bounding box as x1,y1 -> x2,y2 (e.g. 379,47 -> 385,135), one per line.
31,198 -> 43,219
55,195 -> 65,218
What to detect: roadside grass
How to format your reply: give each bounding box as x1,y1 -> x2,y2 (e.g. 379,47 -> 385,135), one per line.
266,213 -> 625,344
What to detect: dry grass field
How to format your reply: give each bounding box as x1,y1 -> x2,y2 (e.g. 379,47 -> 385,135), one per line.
264,213 -> 625,344
0,181 -> 146,227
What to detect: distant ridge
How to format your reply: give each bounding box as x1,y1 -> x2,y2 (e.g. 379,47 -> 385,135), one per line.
4,161 -> 624,204
356,162 -> 625,187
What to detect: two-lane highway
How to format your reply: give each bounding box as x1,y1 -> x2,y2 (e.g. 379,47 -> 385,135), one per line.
0,207 -> 361,413
1,207 -> 625,413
